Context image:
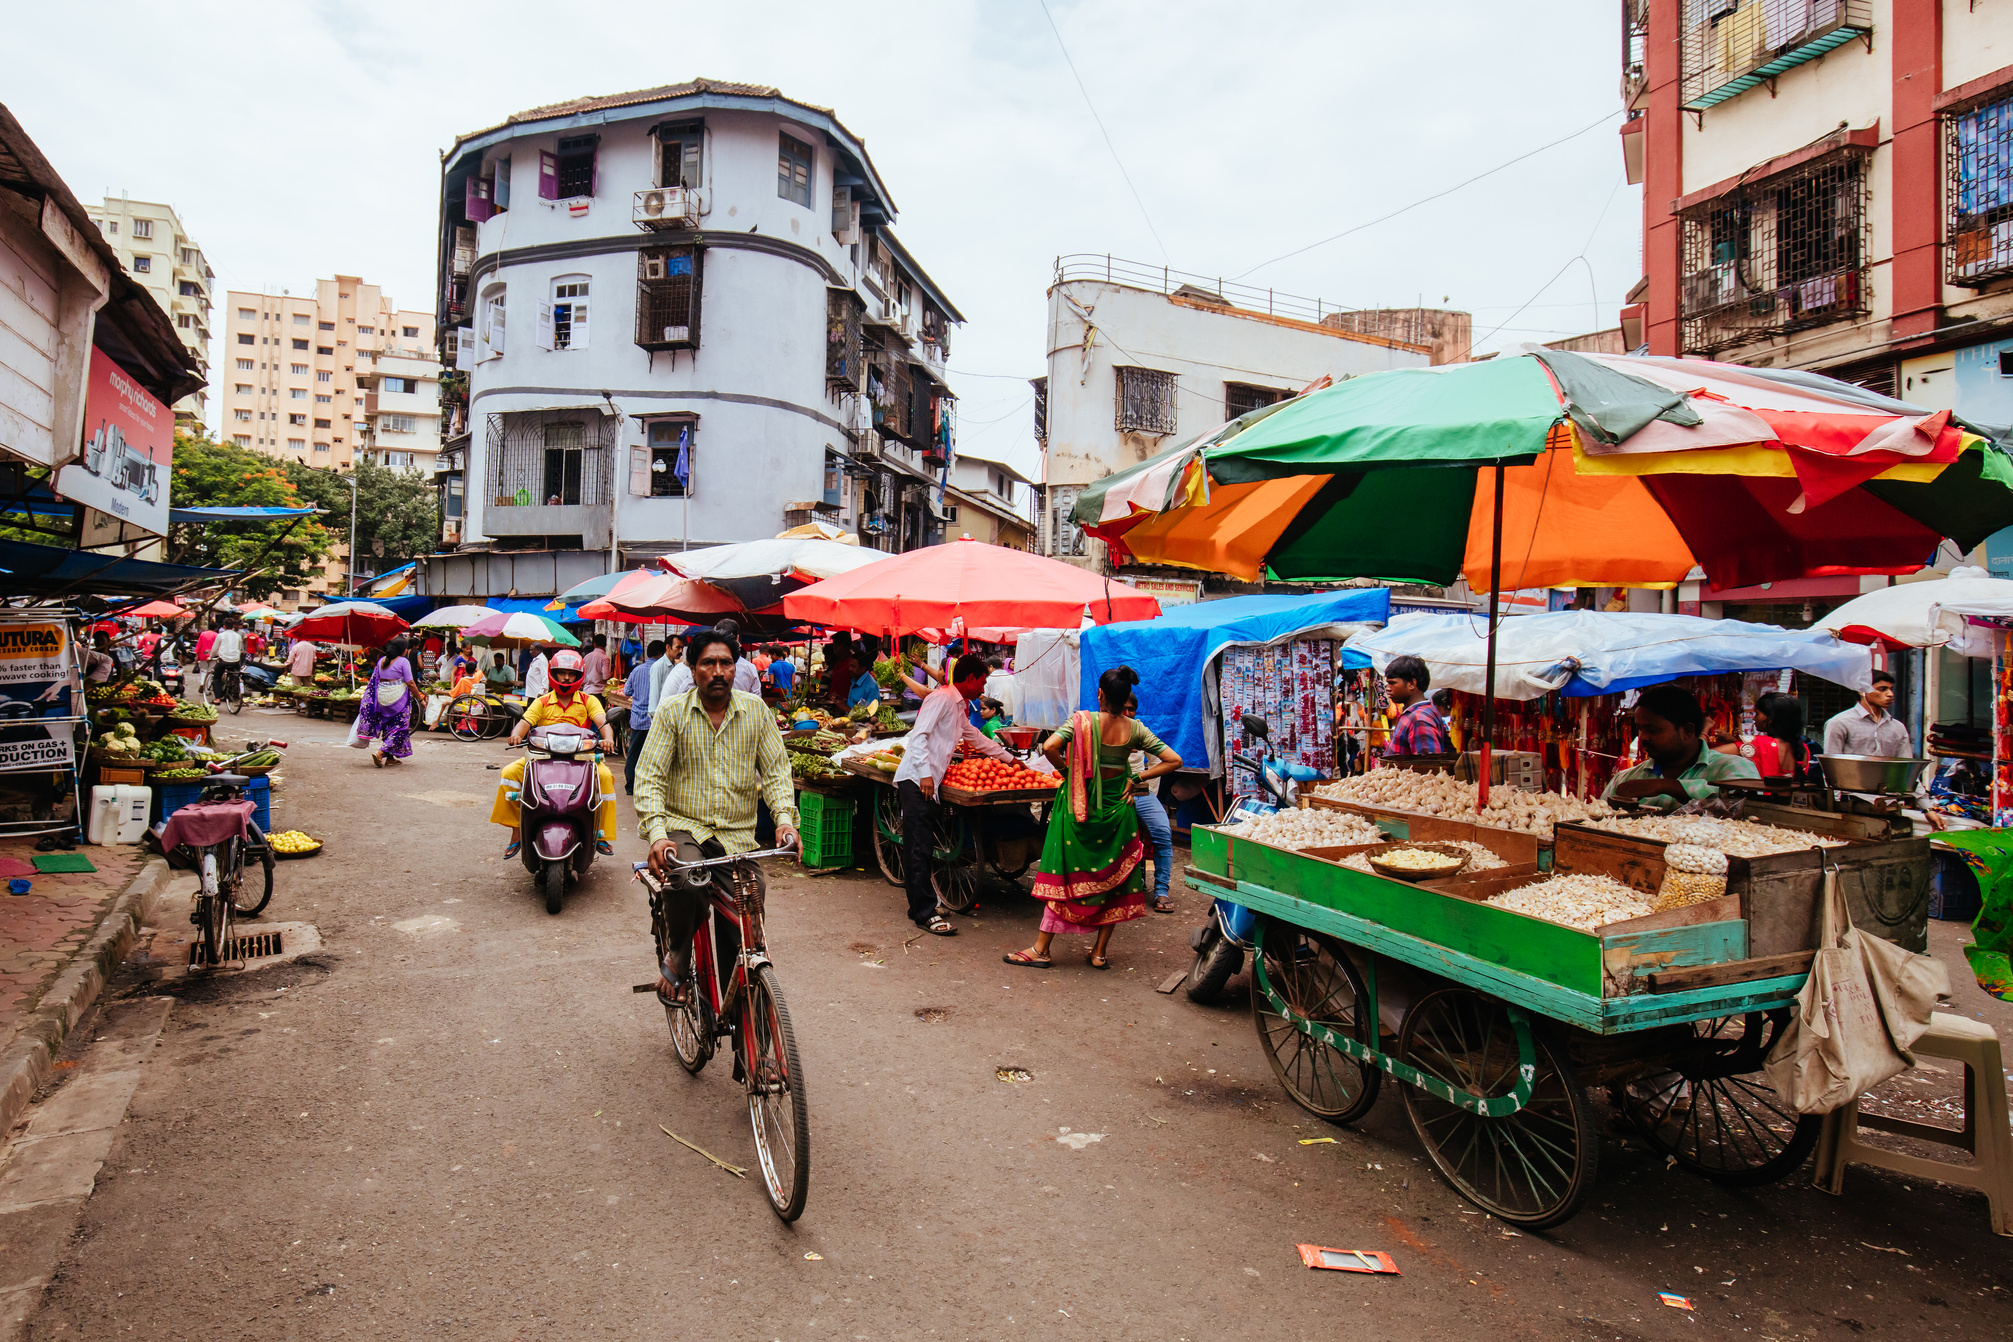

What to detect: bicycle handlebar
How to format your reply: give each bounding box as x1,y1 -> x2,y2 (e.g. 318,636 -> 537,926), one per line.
633,841 -> 800,877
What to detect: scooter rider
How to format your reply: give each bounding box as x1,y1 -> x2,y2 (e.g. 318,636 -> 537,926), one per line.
489,648 -> 618,858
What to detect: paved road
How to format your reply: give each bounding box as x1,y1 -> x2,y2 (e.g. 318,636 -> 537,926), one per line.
15,713 -> 2013,1340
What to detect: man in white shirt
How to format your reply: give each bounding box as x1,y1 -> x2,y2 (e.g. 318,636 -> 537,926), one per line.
209,620 -> 246,701
892,654 -> 1013,936
654,625 -> 760,712
647,636 -> 679,715
524,646 -> 551,699
1823,669 -> 1912,758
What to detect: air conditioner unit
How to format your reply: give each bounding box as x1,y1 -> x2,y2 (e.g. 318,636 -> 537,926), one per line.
633,187 -> 698,231
853,430 -> 883,462
660,324 -> 691,344
895,310 -> 916,339
848,398 -> 873,433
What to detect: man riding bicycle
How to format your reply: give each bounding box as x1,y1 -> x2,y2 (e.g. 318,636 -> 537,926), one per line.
210,618 -> 246,702
634,626 -> 798,1003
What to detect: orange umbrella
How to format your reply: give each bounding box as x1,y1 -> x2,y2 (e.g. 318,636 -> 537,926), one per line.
1461,445 -> 1697,591
1103,476 -> 1332,582
579,573 -> 744,623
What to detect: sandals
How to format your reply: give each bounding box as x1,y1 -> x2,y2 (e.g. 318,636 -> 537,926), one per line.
1003,949 -> 1051,968
503,840 -> 520,858
656,975 -> 691,1007
1088,953 -> 1112,970
370,752 -> 385,769
595,840 -> 614,856
1152,894 -> 1176,913
922,914 -> 957,937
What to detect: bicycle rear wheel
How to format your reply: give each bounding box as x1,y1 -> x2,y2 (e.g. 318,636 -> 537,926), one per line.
224,668 -> 243,715
233,823 -> 275,916
744,963 -> 809,1221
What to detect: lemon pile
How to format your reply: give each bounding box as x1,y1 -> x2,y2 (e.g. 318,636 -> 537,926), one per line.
268,830 -> 319,854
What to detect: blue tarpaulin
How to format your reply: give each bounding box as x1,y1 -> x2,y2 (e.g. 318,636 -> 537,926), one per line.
0,537 -> 234,598
483,596 -> 592,622
167,506 -> 319,524
1076,588 -> 1392,773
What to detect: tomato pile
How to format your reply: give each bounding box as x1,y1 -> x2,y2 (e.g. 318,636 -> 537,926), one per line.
943,758 -> 1059,792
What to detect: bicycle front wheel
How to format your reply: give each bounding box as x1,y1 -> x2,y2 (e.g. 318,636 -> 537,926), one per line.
234,823 -> 275,916
744,963 -> 809,1221
198,851 -> 232,966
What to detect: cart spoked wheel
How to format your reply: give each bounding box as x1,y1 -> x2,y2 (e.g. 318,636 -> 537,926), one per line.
1618,1009 -> 1819,1186
1399,987 -> 1598,1230
929,810 -> 983,913
446,695 -> 496,743
872,786 -> 906,888
1250,919 -> 1380,1125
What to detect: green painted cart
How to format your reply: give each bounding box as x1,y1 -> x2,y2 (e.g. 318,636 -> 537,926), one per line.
1187,824 -> 1830,1229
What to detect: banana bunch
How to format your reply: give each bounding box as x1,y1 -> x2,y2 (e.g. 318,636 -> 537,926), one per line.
268,830 -> 319,853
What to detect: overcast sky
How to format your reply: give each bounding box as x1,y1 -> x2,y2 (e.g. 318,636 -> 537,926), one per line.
10,0 -> 1639,480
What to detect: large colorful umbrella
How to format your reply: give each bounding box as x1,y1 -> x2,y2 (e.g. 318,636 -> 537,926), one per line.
287,600 -> 409,648
461,611 -> 581,647
661,537 -> 889,611
410,604 -> 499,630
782,537 -> 1162,633
579,572 -> 745,624
1078,349 -> 2013,593
125,599 -> 187,618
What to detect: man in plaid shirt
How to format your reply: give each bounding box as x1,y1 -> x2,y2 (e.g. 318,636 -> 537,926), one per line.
1384,655 -> 1450,756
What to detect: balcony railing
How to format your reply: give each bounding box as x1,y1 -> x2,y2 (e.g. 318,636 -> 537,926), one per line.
1680,0 -> 1872,112
1053,254 -> 1366,329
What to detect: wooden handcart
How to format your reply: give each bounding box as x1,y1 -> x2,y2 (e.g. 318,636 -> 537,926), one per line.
841,757 -> 1055,911
1185,818 -> 1933,1229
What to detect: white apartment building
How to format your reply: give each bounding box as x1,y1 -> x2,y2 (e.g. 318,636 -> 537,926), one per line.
219,277 -> 437,474
426,78 -> 962,599
1036,256 -> 1467,563
82,195 -> 212,425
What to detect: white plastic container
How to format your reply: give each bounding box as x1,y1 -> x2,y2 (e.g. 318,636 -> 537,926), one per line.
87,785 -> 152,845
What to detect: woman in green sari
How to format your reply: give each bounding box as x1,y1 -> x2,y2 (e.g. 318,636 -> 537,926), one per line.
1007,666 -> 1184,970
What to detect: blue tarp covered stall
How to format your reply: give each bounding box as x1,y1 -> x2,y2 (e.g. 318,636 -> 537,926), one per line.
167,506 -> 319,524
482,596 -> 593,622
1075,588 -> 1393,776
0,537 -> 236,599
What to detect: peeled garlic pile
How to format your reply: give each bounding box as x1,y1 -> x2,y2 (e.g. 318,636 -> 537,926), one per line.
1212,808 -> 1385,852
1486,874 -> 1654,931
1587,813 -> 1844,857
1315,772 -> 1615,840
1653,841 -> 1731,911
1338,839 -> 1508,877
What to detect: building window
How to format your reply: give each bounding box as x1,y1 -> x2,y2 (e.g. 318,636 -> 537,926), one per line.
542,135 -> 598,199
178,280 -> 200,297
291,314 -> 309,325
481,285 -> 507,357
402,325 -> 419,338
288,438 -> 306,451
778,132 -> 813,207
293,338 -> 309,351
1114,366 -> 1179,435
1678,146 -> 1869,354
233,409 -> 252,422
236,358 -> 254,371
290,388 -> 307,399
316,394 -> 333,403
131,255 -> 150,272
176,314 -> 193,328
314,443 -> 330,453
1225,382 -> 1286,421
131,219 -> 152,239
234,383 -> 252,394
238,306 -> 256,320
182,248 -> 197,264
383,414 -> 418,434
318,321 -> 334,331
542,421 -> 587,503
105,220 -> 117,235
358,325 -> 374,334
827,289 -> 865,386
635,248 -> 700,350
658,121 -> 703,188
1047,485 -> 1087,558
550,275 -> 588,350
647,419 -> 694,497
238,333 -> 255,345
231,434 -> 251,446
291,363 -> 308,374
317,370 -> 332,382
1032,376 -> 1048,446
312,418 -> 331,429
487,409 -> 613,507
289,413 -> 307,426
1948,91 -> 2013,285
1679,2 -> 1873,111
317,345 -> 333,355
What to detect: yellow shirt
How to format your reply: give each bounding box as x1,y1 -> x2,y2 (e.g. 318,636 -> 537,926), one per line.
634,689 -> 797,852
521,692 -> 605,729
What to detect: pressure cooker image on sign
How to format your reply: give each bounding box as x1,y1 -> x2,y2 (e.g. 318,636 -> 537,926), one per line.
81,419 -> 160,505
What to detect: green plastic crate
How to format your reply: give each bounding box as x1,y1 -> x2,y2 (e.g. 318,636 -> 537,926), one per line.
797,789 -> 854,868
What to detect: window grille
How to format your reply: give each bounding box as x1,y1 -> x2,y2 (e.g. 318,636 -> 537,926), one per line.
869,343 -> 913,442
1115,366 -> 1178,435
1946,90 -> 2013,286
485,410 -> 615,508
1677,147 -> 1868,354
1047,485 -> 1087,558
920,307 -> 951,359
555,135 -> 598,198
826,288 -> 864,387
1679,1 -> 1872,111
1622,0 -> 1650,107
636,246 -> 701,350
1225,381 -> 1285,422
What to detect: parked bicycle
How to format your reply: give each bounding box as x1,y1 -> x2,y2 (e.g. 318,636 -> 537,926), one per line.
633,844 -> 809,1220
163,744 -> 284,966
445,692 -> 524,742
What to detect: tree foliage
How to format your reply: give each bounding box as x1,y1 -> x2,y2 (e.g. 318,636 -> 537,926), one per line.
167,430 -> 333,597
281,459 -> 439,576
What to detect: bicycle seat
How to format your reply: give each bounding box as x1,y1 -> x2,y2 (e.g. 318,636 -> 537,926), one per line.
206,773 -> 251,787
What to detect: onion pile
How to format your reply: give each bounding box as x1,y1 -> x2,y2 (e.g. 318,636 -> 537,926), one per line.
1212,808 -> 1386,851
1338,839 -> 1508,876
1585,813 -> 1844,857
1314,772 -> 1615,840
1485,874 -> 1654,931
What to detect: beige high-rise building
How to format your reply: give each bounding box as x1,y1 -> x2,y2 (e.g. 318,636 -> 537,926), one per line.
220,276 -> 440,601
83,196 -> 212,425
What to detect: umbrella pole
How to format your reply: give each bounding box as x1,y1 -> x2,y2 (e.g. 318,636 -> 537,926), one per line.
1480,464 -> 1504,813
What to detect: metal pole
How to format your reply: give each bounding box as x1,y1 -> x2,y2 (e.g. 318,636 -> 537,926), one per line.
348,473 -> 359,595
1480,463 -> 1505,811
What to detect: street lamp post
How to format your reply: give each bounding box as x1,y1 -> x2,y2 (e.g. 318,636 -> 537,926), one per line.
344,470 -> 359,595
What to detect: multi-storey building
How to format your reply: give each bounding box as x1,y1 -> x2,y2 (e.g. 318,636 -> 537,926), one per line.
425,78 -> 962,600
219,277 -> 439,600
1035,255 -> 1465,566
82,195 -> 212,426
944,452 -> 1036,550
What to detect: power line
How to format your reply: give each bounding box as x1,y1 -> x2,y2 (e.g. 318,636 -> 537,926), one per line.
1036,0 -> 1170,264
1231,109 -> 1622,281
1471,173 -> 1627,350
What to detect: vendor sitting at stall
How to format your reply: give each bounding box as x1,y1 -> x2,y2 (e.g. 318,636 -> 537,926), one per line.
490,649 -> 618,858
1603,683 -> 1760,810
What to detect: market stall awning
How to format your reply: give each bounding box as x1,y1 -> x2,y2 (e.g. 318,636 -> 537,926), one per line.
662,537 -> 890,610
1075,587 -> 1391,776
288,600 -> 409,648
783,537 -> 1162,633
483,596 -> 593,621
167,506 -> 320,524
1812,568 -> 2013,654
0,536 -> 236,599
1345,609 -> 1873,700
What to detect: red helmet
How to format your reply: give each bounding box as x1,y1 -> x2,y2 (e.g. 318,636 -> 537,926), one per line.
548,648 -> 585,685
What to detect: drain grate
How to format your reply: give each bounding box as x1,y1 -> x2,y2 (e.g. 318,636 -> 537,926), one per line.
189,929 -> 285,966
996,1066 -> 1034,1083
915,1008 -> 948,1024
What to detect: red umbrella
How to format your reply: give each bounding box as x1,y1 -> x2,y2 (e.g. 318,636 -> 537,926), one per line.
126,600 -> 187,618
579,572 -> 744,624
288,600 -> 409,648
782,537 -> 1162,633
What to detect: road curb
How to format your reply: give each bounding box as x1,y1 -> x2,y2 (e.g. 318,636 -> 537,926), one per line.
0,857 -> 163,1138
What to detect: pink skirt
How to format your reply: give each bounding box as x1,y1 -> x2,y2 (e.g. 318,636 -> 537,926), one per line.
1037,886 -> 1148,934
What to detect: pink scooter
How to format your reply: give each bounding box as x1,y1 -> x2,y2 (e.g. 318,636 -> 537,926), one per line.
516,727 -> 603,914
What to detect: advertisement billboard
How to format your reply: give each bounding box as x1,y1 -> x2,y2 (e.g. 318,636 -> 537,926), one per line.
53,347 -> 171,536
0,615 -> 80,773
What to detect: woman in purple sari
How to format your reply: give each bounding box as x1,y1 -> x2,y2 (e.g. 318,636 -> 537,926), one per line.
360,635 -> 416,767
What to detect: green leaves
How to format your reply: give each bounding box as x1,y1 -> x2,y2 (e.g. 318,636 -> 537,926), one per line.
167,430 -> 332,596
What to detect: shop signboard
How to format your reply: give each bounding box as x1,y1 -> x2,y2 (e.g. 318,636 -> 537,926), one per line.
0,614 -> 79,772
1127,576 -> 1202,607
53,347 -> 171,537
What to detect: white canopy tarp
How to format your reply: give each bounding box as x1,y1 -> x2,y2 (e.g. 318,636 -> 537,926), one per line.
1813,568 -> 2013,656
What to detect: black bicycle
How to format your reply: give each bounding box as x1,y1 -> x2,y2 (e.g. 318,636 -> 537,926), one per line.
179,750 -> 281,966
212,660 -> 245,715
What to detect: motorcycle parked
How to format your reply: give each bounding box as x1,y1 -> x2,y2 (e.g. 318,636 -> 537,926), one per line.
1186,715 -> 1322,1003
513,727 -> 604,914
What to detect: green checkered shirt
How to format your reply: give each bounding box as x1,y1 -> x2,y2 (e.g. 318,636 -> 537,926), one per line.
633,688 -> 797,851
